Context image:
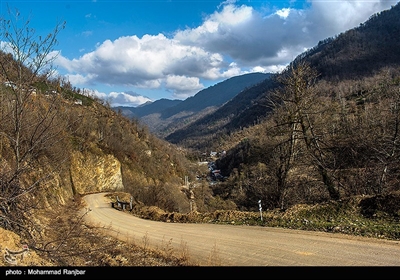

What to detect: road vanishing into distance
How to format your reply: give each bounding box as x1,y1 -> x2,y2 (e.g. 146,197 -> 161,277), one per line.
82,192 -> 400,266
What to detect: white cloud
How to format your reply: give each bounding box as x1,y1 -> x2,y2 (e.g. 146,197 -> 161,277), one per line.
174,3 -> 299,65
89,89 -> 107,100
304,0 -> 396,40
165,75 -> 204,99
108,91 -> 152,107
174,0 -> 398,67
54,0 -> 399,105
90,90 -> 152,107
66,73 -> 97,86
56,32 -> 244,101
276,8 -> 291,19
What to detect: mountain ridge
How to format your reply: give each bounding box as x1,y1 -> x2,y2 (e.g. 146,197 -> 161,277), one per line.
115,98 -> 182,119
114,72 -> 270,137
165,2 -> 400,151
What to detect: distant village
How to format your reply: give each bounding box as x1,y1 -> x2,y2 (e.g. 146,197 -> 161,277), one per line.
3,81 -> 83,105
199,150 -> 227,182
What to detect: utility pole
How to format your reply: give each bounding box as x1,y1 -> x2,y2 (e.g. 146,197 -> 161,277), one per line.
186,175 -> 195,212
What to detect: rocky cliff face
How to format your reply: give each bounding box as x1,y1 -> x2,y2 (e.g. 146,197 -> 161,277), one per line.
17,149 -> 125,210
70,151 -> 124,195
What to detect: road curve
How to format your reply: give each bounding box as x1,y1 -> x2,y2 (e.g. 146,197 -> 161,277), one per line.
82,192 -> 400,266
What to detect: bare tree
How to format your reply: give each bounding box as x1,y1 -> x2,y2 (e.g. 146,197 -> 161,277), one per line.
0,7 -> 68,236
367,72 -> 400,194
269,61 -> 340,201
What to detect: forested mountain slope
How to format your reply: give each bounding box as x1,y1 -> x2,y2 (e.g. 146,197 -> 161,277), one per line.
166,2 -> 400,153
297,2 -> 400,80
165,77 -> 278,151
159,72 -> 270,119
116,72 -> 270,138
203,3 -> 400,212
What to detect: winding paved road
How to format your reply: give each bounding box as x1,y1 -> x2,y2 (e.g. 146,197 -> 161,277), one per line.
82,192 -> 400,266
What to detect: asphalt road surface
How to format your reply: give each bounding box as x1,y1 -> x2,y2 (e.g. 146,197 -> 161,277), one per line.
82,192 -> 400,266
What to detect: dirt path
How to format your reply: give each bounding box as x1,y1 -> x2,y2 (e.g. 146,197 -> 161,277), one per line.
82,192 -> 400,266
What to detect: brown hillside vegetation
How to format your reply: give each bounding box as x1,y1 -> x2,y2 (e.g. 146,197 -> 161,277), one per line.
0,9 -> 196,267
212,63 -> 400,211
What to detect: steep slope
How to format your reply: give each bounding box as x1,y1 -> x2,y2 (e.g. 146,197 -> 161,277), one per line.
120,72 -> 270,138
159,72 -> 270,119
295,2 -> 400,80
165,77 -> 278,150
166,2 -> 400,151
0,66 -> 197,255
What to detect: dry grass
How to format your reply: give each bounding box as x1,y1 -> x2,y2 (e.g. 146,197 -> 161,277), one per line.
207,241 -> 221,266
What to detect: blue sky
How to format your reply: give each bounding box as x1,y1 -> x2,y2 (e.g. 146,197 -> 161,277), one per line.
1,0 -> 399,107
